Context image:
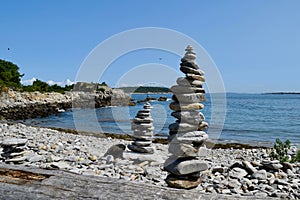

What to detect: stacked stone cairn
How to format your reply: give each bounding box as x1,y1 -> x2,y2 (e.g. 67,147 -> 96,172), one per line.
0,138 -> 28,164
128,102 -> 154,154
164,45 -> 209,189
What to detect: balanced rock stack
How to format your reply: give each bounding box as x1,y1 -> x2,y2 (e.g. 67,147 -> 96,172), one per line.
164,45 -> 209,189
0,138 -> 28,163
128,102 -> 154,154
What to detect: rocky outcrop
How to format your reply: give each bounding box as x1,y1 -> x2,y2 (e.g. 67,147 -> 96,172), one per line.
0,89 -> 132,120
136,95 -> 157,104
72,89 -> 132,108
158,96 -> 167,101
0,90 -> 72,120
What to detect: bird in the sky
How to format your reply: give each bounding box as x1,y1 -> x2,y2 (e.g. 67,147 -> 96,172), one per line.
159,57 -> 162,60
7,48 -> 10,50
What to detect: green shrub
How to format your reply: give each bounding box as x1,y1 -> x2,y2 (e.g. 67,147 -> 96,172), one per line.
291,150 -> 300,163
22,80 -> 74,93
99,81 -> 108,86
22,79 -> 49,93
97,88 -> 105,93
270,138 -> 299,163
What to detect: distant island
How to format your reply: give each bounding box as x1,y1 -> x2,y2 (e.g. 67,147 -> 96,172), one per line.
263,92 -> 300,95
118,86 -> 171,93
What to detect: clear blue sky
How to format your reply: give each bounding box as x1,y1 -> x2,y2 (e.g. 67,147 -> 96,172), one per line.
1,0 -> 299,93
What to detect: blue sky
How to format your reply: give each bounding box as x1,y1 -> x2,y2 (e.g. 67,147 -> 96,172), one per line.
1,0 -> 300,93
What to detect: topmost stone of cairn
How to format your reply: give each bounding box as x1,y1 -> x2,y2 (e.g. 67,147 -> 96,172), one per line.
182,45 -> 197,62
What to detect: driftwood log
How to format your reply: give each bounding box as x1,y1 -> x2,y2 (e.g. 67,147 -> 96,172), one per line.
0,164 -> 277,200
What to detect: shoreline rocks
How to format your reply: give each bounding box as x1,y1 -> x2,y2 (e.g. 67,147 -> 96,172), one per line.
136,95 -> 157,104
158,96 -> 167,101
0,122 -> 299,198
0,89 -> 132,120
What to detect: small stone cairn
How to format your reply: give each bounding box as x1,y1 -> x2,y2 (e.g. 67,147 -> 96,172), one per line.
0,138 -> 28,163
128,102 -> 154,154
164,45 -> 209,189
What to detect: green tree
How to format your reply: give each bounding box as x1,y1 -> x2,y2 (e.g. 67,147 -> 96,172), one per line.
64,84 -> 74,91
23,79 -> 50,92
99,81 -> 108,86
33,79 -> 50,92
23,80 -> 74,94
0,59 -> 23,88
50,84 -> 65,93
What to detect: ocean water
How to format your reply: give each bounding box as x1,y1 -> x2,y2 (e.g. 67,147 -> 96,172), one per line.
23,93 -> 300,147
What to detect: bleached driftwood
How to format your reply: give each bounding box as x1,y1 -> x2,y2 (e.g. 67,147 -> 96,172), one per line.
0,164 -> 276,200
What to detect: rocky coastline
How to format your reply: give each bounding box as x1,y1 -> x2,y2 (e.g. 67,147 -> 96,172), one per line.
0,122 -> 299,199
0,87 -> 299,198
0,89 -> 132,120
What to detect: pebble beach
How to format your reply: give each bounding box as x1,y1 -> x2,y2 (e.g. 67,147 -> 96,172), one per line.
1,122 -> 299,199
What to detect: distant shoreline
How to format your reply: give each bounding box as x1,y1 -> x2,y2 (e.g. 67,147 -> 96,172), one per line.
262,92 -> 300,95
117,86 -> 171,93
129,92 -> 172,94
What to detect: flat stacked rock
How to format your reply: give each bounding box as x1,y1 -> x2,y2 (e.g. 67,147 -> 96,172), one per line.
0,138 -> 28,163
164,45 -> 209,189
128,102 -> 154,154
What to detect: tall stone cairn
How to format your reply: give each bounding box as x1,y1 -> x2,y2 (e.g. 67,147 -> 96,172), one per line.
128,102 -> 154,154
164,45 -> 209,189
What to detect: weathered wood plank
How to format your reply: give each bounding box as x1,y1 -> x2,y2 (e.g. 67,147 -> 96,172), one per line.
0,164 -> 277,200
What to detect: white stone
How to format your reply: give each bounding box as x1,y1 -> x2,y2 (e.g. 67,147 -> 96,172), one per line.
229,167 -> 248,179
133,140 -> 152,147
50,161 -> 71,169
171,111 -> 205,122
128,144 -> 154,154
170,85 -> 205,94
164,158 -> 208,175
168,143 -> 198,157
176,77 -> 203,87
169,122 -> 199,132
173,93 -> 206,103
252,170 -> 267,180
1,138 -> 28,146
